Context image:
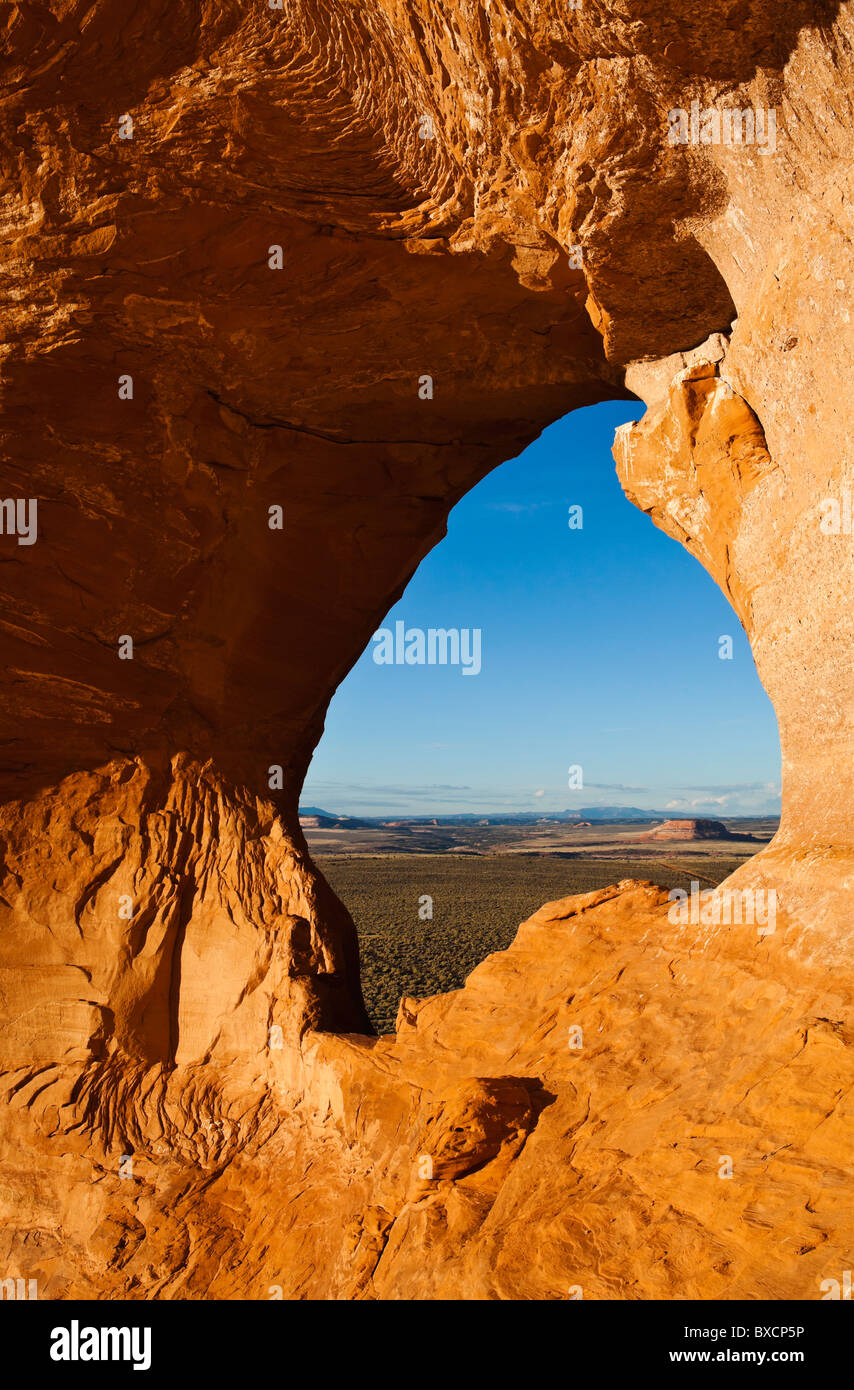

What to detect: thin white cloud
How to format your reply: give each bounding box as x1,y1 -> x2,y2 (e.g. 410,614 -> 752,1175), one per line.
303,778 -> 781,817
485,501 -> 550,514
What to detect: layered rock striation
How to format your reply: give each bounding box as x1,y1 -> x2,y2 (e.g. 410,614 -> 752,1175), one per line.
634,818 -> 758,842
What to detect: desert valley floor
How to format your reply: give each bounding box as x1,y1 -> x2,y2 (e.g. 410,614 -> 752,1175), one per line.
310,818 -> 777,1031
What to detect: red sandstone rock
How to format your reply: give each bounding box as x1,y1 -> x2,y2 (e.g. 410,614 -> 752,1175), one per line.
634,818 -> 757,842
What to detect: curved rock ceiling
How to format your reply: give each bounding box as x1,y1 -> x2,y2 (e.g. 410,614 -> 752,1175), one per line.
0,0 -> 852,1299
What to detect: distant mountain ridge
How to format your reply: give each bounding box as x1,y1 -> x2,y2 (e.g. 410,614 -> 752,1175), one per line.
298,805 -> 774,827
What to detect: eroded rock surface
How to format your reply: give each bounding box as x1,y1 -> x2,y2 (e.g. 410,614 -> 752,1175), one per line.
634,818 -> 757,842
0,0 -> 852,1299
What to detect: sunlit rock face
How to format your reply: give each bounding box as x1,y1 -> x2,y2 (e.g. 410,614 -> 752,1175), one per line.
0,0 -> 853,1299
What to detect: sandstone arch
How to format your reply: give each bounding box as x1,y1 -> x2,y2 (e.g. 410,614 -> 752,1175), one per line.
0,0 -> 852,1299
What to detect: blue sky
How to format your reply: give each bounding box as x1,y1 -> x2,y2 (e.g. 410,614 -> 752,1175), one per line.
304,402 -> 781,818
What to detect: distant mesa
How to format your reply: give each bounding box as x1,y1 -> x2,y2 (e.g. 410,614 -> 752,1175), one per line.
633,817 -> 758,843
298,806 -> 372,829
